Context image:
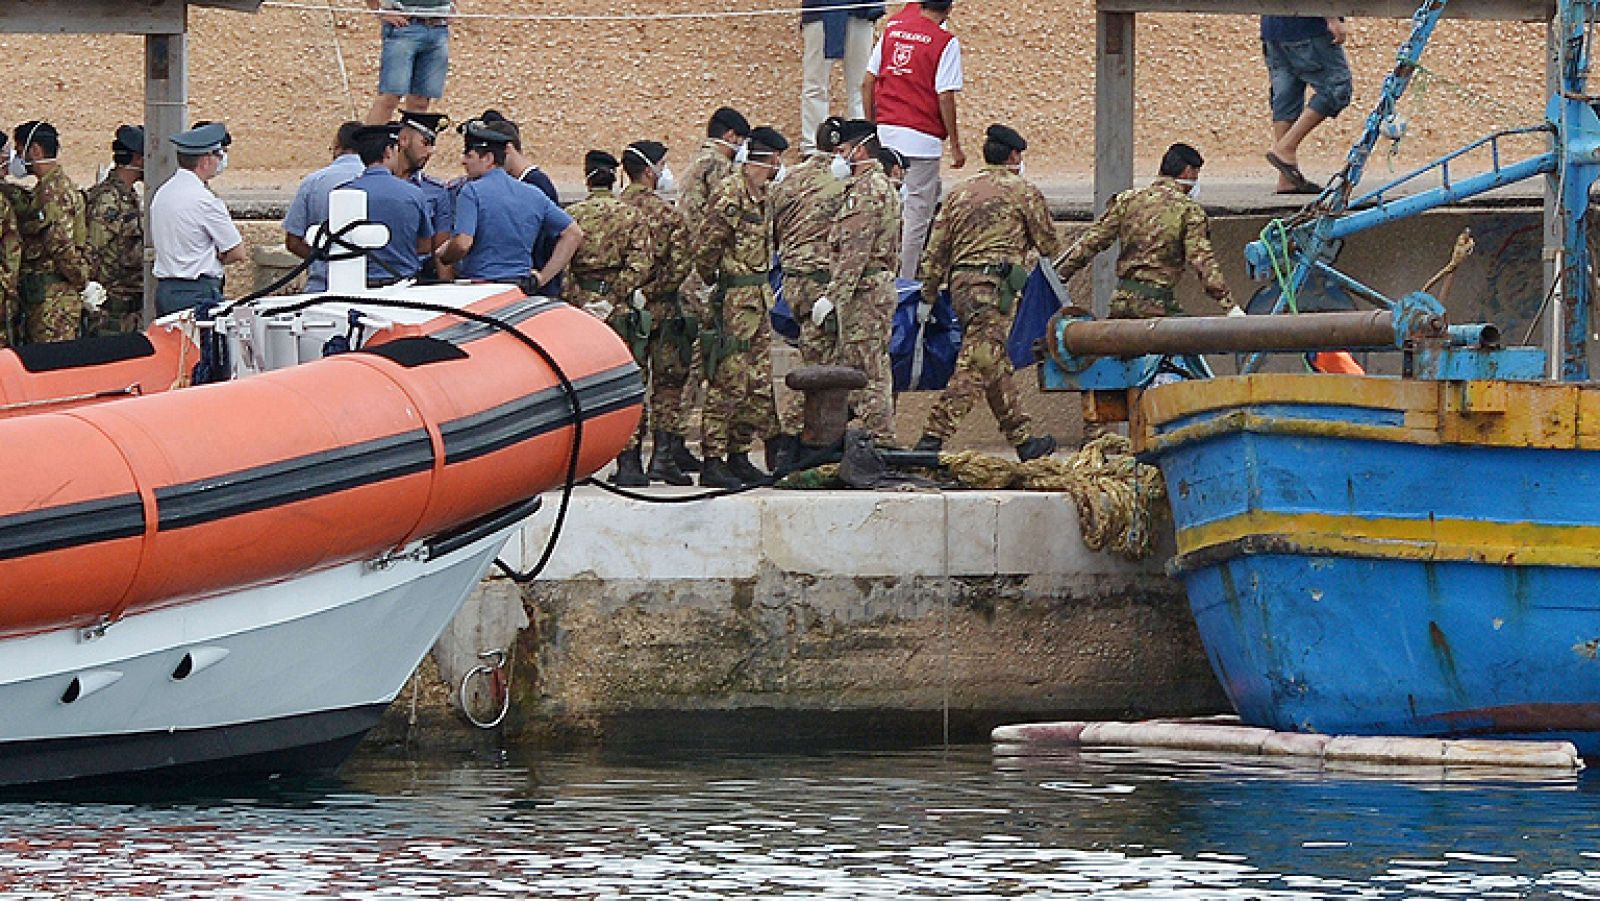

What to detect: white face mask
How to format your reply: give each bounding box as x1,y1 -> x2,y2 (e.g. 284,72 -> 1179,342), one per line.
215,150 -> 229,176
772,163 -> 789,184
1011,160 -> 1027,179
897,182 -> 908,204
6,150 -> 25,180
1176,177 -> 1199,199
655,165 -> 676,194
733,142 -> 750,164
829,154 -> 852,180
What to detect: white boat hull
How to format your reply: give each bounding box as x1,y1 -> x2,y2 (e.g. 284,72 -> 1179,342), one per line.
0,525 -> 514,787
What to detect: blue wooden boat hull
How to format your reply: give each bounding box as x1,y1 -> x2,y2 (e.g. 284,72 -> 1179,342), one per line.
1140,375 -> 1600,753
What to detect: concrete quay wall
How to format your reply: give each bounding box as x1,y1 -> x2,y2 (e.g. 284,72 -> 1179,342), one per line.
374,487 -> 1227,749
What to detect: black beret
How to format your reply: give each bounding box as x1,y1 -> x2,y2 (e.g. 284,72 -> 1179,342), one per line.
747,126 -> 788,155
113,124 -> 145,155
480,108 -> 508,124
13,120 -> 57,149
585,149 -> 619,172
627,140 -> 667,166
710,106 -> 751,138
835,119 -> 877,146
816,116 -> 847,153
985,123 -> 1027,153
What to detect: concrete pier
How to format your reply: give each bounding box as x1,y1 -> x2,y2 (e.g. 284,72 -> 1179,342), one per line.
375,486 -> 1227,748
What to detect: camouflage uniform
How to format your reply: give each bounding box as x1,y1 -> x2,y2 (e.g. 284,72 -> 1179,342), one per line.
917,165 -> 1060,444
1055,176 -> 1235,319
18,166 -> 90,344
674,141 -> 738,439
693,171 -> 779,459
562,188 -> 654,449
770,154 -> 849,433
84,175 -> 144,335
825,165 -> 901,443
0,186 -> 24,348
621,182 -> 696,438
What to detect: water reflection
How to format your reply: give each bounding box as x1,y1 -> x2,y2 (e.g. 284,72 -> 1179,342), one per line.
0,743 -> 1597,898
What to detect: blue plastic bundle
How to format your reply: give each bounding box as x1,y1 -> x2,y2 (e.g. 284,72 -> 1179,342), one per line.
891,278 -> 960,392
1006,263 -> 1066,369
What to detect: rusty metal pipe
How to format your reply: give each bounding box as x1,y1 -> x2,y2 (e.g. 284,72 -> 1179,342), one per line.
1058,311 -> 1435,357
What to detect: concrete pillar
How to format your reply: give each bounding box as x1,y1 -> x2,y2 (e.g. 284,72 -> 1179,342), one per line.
1094,11 -> 1135,319
143,31 -> 187,326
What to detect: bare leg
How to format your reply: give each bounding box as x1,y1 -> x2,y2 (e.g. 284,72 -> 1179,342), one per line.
367,93 -> 403,125
402,96 -> 434,114
1270,121 -> 1293,190
1271,109 -> 1327,166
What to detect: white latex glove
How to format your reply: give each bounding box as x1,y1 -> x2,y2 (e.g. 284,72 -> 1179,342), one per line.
1226,305 -> 1247,318
80,281 -> 106,312
631,289 -> 647,310
583,300 -> 614,321
811,296 -> 834,328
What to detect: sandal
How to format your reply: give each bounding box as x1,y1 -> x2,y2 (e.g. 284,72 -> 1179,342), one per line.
1266,152 -> 1321,193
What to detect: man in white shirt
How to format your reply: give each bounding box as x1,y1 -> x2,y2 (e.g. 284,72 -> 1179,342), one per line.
863,0 -> 964,280
149,122 -> 246,316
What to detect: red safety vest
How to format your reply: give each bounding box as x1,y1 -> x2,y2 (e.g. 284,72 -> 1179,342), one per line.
874,6 -> 953,139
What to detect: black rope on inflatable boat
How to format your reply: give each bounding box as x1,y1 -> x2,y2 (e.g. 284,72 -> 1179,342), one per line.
220,218 -> 392,314
248,291 -> 584,583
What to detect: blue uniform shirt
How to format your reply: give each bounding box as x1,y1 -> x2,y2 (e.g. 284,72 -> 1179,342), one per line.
409,169 -> 454,238
341,164 -> 433,284
284,153 -> 366,292
521,166 -> 564,295
453,166 -> 574,282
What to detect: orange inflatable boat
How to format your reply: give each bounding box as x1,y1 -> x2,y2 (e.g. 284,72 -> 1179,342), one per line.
0,287 -> 641,638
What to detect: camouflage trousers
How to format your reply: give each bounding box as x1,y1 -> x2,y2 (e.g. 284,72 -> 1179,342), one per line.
923,278 -> 1033,445
646,298 -> 696,441
602,302 -> 652,452
24,280 -> 83,344
1108,289 -> 1182,319
89,293 -> 142,337
779,277 -> 834,434
702,288 -> 779,458
836,273 -> 897,443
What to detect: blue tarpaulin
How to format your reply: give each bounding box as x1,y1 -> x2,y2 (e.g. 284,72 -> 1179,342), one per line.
1006,263 -> 1065,370
891,278 -> 960,392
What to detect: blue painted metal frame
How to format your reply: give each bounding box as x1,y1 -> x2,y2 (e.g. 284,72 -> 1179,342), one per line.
1241,0 -> 1600,381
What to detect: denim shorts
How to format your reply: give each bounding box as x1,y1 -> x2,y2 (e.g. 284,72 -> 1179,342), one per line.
1263,34 -> 1352,122
378,21 -> 450,99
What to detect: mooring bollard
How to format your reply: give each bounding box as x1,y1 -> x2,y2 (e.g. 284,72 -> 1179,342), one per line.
786,365 -> 868,449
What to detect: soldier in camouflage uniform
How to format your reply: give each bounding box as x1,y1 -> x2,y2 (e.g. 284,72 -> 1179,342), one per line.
913,124 -> 1059,462
692,126 -> 789,490
621,140 -> 697,487
768,116 -> 848,460
84,125 -> 145,336
563,149 -> 655,486
13,121 -> 93,344
671,107 -> 752,475
822,120 -> 901,445
1055,143 -> 1237,319
0,140 -> 24,348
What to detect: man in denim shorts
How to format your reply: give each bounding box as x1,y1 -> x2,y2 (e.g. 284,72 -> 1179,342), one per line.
365,0 -> 453,125
1262,15 -> 1352,194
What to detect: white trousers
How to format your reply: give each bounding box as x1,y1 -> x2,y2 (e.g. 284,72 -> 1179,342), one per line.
801,18 -> 876,152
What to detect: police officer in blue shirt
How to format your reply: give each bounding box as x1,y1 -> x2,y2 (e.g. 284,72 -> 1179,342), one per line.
438,120 -> 583,286
341,124 -> 433,286
394,110 -> 454,280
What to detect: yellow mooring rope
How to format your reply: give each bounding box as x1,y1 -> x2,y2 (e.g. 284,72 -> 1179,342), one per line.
941,434 -> 1167,561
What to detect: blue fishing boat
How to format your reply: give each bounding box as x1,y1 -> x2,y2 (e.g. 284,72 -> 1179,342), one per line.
1042,0 -> 1600,751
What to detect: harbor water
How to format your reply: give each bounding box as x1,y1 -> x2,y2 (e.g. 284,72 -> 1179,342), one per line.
5,741 -> 1600,899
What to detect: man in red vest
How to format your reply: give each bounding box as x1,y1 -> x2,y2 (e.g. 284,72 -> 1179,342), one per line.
863,0 -> 965,282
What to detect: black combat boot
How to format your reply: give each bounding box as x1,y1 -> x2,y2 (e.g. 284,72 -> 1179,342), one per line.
647,431 -> 692,486
913,434 -> 943,454
609,448 -> 649,487
672,435 -> 703,473
699,456 -> 745,490
765,433 -> 801,475
727,451 -> 773,486
1015,435 -> 1058,462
